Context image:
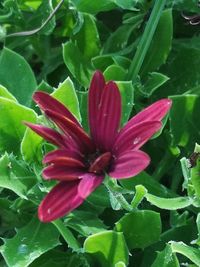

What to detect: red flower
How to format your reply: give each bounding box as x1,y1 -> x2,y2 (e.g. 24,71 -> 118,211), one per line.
26,71 -> 172,222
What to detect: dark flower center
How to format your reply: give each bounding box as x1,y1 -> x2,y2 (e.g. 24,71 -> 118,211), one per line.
84,151 -> 112,174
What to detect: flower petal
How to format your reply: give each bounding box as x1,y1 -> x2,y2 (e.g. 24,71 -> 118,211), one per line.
43,149 -> 83,164
96,81 -> 121,151
38,181 -> 84,222
120,99 -> 172,134
109,150 -> 150,179
33,91 -> 81,126
113,121 -> 161,155
45,110 -> 95,153
43,165 -> 85,181
88,71 -> 105,145
43,153 -> 85,168
78,173 -> 104,198
89,152 -> 111,174
24,122 -> 71,149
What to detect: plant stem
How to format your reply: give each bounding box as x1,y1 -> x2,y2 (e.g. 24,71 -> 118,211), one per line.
127,0 -> 167,82
53,219 -> 81,251
131,185 -> 147,209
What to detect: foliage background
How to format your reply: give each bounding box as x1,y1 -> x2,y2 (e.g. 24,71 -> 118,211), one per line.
0,0 -> 200,266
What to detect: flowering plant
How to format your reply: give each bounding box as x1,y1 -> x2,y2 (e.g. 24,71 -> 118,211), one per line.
26,71 -> 171,222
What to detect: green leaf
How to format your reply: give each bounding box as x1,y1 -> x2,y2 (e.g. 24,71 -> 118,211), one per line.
52,77 -> 81,122
84,231 -> 129,267
120,171 -> 171,197
21,124 -> 43,164
0,217 -> 60,267
115,210 -> 162,249
145,194 -> 193,210
195,213 -> 200,245
71,0 -> 115,14
116,81 -> 134,125
64,210 -> 107,236
191,150 -> 200,198
63,41 -> 91,86
104,65 -> 127,81
28,0 -> 55,35
63,14 -> 100,86
170,242 -> 200,266
151,244 -> 179,267
0,48 -> 37,106
140,9 -> 173,77
0,84 -> 17,102
0,97 -> 37,153
169,95 -> 200,149
0,153 -> 34,199
140,72 -> 169,97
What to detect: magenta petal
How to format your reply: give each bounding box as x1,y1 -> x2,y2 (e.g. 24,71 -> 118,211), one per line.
43,165 -> 85,181
89,71 -> 105,145
89,152 -> 111,174
78,173 -> 104,198
25,122 -> 70,148
109,150 -> 150,179
33,91 -> 81,126
120,99 -> 172,134
45,110 -> 95,153
96,81 -> 121,151
38,181 -> 84,222
113,121 -> 161,155
43,149 -> 83,164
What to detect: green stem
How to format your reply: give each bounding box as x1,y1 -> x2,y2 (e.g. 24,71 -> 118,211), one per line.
131,185 -> 147,209
111,191 -> 133,212
53,219 -> 81,251
127,0 -> 167,82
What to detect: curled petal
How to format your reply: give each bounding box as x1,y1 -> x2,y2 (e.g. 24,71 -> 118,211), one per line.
45,110 -> 95,153
38,181 -> 84,222
33,91 -> 81,126
120,99 -> 172,134
24,122 -> 70,148
78,173 -> 104,198
113,121 -> 161,155
43,165 -> 86,181
96,81 -> 121,151
109,150 -> 150,179
89,71 -> 105,145
89,152 -> 111,174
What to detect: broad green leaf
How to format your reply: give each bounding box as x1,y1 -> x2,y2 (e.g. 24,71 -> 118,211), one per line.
0,217 -> 60,267
170,242 -> 200,266
63,14 -> 100,86
159,39 -> 200,97
0,48 -> 37,106
117,81 -> 134,125
145,194 -> 193,210
104,65 -> 127,81
140,9 -> 173,77
0,85 -> 17,102
0,153 -> 35,199
0,97 -> 37,153
169,95 -> 200,149
64,210 -> 107,236
84,231 -> 129,267
120,171 -> 171,197
77,91 -> 88,131
52,77 -> 81,122
140,72 -> 169,97
115,210 -> 162,249
21,125 -> 43,164
151,244 -> 179,267
71,0 -> 115,14
115,262 -> 126,267
63,41 -> 91,86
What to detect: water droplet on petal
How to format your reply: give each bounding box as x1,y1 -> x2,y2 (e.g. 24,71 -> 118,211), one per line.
47,208 -> 51,214
133,137 -> 141,145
